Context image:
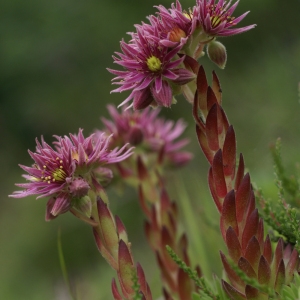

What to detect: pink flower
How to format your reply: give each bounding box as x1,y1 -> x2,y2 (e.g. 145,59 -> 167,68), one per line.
150,0 -> 195,48
195,0 -> 256,38
10,129 -> 133,220
99,105 -> 193,167
108,24 -> 195,110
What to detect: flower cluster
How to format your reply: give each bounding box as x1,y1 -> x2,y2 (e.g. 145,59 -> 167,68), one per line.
109,0 -> 255,110
99,105 -> 193,169
10,129 -> 133,220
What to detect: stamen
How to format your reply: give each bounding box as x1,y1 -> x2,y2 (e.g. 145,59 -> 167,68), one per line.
52,169 -> 67,182
146,56 -> 162,72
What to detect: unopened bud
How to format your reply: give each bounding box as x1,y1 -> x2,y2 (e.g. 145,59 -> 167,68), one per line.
207,40 -> 227,69
128,126 -> 144,146
68,177 -> 90,198
94,167 -> 113,186
133,89 -> 154,110
74,195 -> 92,217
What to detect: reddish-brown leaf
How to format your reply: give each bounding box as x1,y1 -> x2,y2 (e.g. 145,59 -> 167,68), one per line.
244,236 -> 261,273
196,65 -> 208,113
220,106 -> 230,134
274,259 -> 285,293
115,216 -> 128,245
212,149 -> 227,198
163,287 -> 173,300
286,248 -> 299,284
221,251 -> 245,290
236,173 -> 251,224
178,234 -> 189,264
196,124 -> 214,163
235,154 -> 245,190
111,278 -> 123,300
206,104 -> 219,151
245,285 -> 268,300
208,167 -> 223,213
161,226 -> 177,271
223,125 -> 236,179
178,233 -> 188,251
156,252 -> 177,292
171,202 -> 178,221
257,219 -> 264,251
138,185 -> 151,218
242,209 -> 259,251
272,239 -> 284,277
97,198 -> 119,260
118,240 -> 134,297
167,211 -> 177,239
137,156 -> 148,180
246,190 -> 256,220
238,257 -> 257,279
222,280 -> 246,300
193,91 -> 205,130
183,53 -> 200,75
137,263 -> 153,300
207,87 -> 218,112
220,190 -> 238,240
160,188 -> 171,213
212,70 -> 222,105
263,235 -> 272,265
144,220 -> 159,251
226,227 -> 242,263
93,228 -> 118,270
257,256 -> 271,285
178,268 -> 192,300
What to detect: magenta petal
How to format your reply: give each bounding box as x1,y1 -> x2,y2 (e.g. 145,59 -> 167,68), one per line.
133,88 -> 154,110
50,194 -> 71,217
45,197 -> 57,221
151,81 -> 173,107
155,76 -> 163,93
171,69 -> 196,85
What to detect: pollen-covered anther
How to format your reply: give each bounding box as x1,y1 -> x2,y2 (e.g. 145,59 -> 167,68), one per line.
169,27 -> 186,43
52,168 -> 67,182
146,56 -> 162,72
211,16 -> 222,27
183,10 -> 193,20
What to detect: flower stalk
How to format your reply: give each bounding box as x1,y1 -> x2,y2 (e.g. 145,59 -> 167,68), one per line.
99,105 -> 199,299
190,65 -> 299,299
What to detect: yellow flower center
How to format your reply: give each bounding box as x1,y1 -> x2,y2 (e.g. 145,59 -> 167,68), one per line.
210,15 -> 222,27
52,168 -> 67,181
39,157 -> 67,183
146,56 -> 162,72
183,9 -> 193,20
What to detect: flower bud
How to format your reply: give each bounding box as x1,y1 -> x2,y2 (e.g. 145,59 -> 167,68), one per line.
68,177 -> 90,198
207,40 -> 227,69
128,126 -> 144,146
94,167 -> 113,186
133,89 -> 154,110
74,195 -> 92,217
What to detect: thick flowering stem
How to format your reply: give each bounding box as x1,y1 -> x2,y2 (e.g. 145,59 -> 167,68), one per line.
91,193 -> 152,300
190,66 -> 299,299
99,105 -> 199,299
138,167 -> 200,299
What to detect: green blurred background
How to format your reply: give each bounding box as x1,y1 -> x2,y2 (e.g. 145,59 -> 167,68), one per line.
1,0 -> 300,299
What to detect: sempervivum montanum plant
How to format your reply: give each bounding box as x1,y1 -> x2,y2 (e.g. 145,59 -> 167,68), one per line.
10,129 -> 153,300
